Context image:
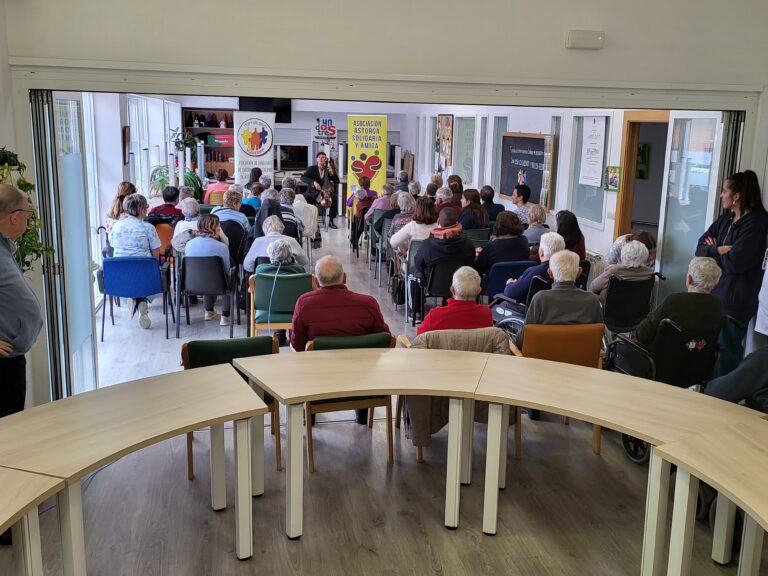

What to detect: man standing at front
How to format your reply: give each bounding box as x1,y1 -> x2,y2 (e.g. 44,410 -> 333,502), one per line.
301,152 -> 340,228
0,184 -> 43,420
291,255 -> 389,423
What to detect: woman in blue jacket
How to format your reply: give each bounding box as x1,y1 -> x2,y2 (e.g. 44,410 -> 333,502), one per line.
696,170 -> 768,375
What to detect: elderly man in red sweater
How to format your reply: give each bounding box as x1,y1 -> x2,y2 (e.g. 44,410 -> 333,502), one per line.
417,266 -> 492,335
291,255 -> 390,422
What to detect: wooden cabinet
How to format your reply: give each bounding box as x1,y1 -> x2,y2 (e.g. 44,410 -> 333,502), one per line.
183,108 -> 235,177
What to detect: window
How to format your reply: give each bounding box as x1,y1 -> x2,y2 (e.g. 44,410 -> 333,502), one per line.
570,116 -> 610,225
453,117 -> 476,185
491,116 -> 508,191
478,116 -> 488,187
127,95 -> 149,195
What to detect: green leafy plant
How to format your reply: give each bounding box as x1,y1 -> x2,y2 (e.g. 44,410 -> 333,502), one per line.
149,165 -> 204,202
0,146 -> 54,273
170,128 -> 199,164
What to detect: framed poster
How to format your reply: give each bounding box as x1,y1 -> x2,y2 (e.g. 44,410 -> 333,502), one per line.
606,166 -> 621,191
436,114 -> 453,172
498,132 -> 555,208
121,126 -> 130,166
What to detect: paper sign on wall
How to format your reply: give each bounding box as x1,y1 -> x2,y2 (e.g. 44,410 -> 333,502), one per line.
579,116 -> 605,187
347,115 -> 387,194
233,111 -> 275,185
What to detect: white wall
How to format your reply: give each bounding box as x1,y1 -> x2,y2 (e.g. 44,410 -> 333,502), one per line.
92,93 -> 130,226
0,0 -> 14,146
5,0 -> 768,88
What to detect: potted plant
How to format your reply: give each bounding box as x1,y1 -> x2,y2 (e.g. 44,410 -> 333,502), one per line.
149,165 -> 204,202
0,146 -> 53,273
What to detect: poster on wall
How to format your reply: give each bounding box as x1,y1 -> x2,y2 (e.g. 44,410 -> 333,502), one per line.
498,132 -> 554,208
578,116 -> 605,187
436,114 -> 453,173
233,111 -> 275,185
347,115 -> 387,195
313,117 -> 338,163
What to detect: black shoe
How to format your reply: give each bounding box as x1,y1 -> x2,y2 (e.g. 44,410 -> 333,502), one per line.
273,329 -> 287,347
329,220 -> 338,229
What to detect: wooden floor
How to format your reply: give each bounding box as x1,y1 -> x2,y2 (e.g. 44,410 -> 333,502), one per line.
2,221 -> 766,574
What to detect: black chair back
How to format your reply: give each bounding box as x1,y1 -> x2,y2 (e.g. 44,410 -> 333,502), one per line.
603,274 -> 656,333
180,256 -> 229,295
525,275 -> 552,305
652,319 -> 720,387
220,220 -> 248,265
425,259 -> 464,299
576,259 -> 591,290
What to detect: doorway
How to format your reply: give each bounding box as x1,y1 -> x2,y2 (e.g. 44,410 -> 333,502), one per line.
614,110 -> 670,239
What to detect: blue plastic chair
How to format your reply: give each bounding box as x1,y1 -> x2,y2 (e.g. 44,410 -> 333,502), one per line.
485,260 -> 538,298
101,257 -> 173,341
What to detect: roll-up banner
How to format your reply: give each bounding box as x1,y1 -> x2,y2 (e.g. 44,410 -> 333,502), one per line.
234,111 -> 275,185
347,115 -> 387,195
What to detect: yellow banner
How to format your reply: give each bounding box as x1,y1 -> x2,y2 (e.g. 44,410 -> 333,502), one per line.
347,115 -> 387,195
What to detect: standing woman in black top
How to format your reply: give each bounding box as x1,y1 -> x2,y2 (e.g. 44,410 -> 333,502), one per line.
696,170 -> 768,375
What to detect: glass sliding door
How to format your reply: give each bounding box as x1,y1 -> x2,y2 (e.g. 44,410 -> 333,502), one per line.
656,112 -> 723,300
491,116 -> 508,191
30,90 -> 99,398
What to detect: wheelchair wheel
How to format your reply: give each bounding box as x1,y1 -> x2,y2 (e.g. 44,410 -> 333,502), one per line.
622,434 -> 651,464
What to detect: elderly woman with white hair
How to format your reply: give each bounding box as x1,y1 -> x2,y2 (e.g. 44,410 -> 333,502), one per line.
408,180 -> 422,199
589,240 -> 653,304
243,214 -> 308,272
364,183 -> 395,222
395,170 -> 409,192
254,238 -> 306,275
634,256 -> 724,350
416,266 -> 493,335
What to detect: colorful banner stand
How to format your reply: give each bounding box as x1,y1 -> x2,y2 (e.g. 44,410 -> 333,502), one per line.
313,117 -> 338,163
347,115 -> 387,195
233,111 -> 276,185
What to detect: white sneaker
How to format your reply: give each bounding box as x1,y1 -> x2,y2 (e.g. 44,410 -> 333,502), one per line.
204,310 -> 220,321
138,301 -> 151,329
219,315 -> 231,326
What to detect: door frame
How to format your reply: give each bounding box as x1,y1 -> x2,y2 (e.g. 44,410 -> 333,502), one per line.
613,109 -> 670,239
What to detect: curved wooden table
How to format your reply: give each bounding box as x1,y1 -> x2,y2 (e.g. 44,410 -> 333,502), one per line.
655,419 -> 768,576
0,467 -> 63,576
0,364 -> 267,575
474,354 -> 763,576
235,348 -> 489,538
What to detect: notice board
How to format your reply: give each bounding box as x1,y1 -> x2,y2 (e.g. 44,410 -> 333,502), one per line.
499,132 -> 555,209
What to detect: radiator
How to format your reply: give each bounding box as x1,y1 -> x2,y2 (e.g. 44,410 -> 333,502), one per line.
585,250 -> 604,287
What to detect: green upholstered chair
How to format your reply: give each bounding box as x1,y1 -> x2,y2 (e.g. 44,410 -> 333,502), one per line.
304,332 -> 395,473
199,204 -> 214,214
462,227 -> 491,248
248,272 -> 313,335
181,335 -> 282,476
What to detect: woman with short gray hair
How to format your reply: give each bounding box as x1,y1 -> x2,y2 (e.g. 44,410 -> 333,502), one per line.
172,198 -> 229,252
589,240 -> 654,304
244,215 -> 308,272
408,181 -> 422,198
254,238 -> 306,275
635,256 -> 724,350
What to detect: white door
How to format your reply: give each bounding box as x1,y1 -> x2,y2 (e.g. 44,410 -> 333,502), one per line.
656,111 -> 724,300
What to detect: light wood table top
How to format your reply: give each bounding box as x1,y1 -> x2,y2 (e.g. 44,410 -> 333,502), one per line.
475,355 -> 761,445
0,466 -> 64,533
234,348 -> 490,404
0,364 -> 267,481
655,419 -> 768,533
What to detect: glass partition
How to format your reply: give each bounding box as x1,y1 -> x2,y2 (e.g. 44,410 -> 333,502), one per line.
570,116 -> 610,225
453,117 -> 475,185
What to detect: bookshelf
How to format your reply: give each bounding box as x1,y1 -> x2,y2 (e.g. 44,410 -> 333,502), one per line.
183,108 -> 236,177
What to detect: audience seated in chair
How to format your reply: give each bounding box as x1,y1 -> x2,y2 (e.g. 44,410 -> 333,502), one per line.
503,232 -> 565,301
417,266 -> 493,335
288,182 -> 319,242
474,211 -> 530,275
349,186 -> 375,252
254,238 -> 306,276
291,255 -> 390,423
589,240 -> 653,304
413,208 -> 476,282
108,193 -> 161,329
211,189 -> 250,231
373,191 -> 404,235
389,196 -> 438,257
278,187 -> 303,242
434,185 -> 462,217
253,189 -> 282,238
184,214 -> 232,326
172,198 -> 230,253
519,250 -> 602,347
244,215 -> 308,273
148,185 -> 184,219
224,184 -> 255,218
523,203 -> 549,245
480,185 -> 505,223
365,183 -> 395,222
242,181 -> 263,210
634,256 -> 723,352
705,345 -> 768,412
457,189 -> 488,230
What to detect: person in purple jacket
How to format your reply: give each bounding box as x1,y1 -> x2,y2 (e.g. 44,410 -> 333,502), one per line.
696,169 -> 768,375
